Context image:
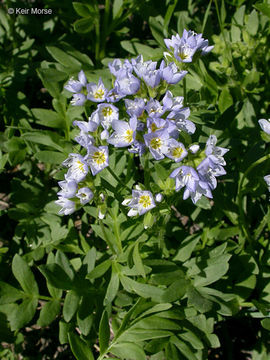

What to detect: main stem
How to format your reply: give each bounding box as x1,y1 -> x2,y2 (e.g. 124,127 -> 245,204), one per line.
183,77 -> 187,106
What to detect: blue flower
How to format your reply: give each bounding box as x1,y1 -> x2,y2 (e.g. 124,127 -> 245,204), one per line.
85,145 -> 109,175
87,78 -> 108,102
162,90 -> 184,112
108,58 -> 133,77
146,117 -> 168,133
258,119 -> 270,135
73,120 -> 96,148
183,180 -> 213,204
165,139 -> 188,162
75,133 -> 95,148
96,103 -> 119,130
57,177 -> 77,198
70,93 -> 87,106
170,166 -> 199,192
76,187 -> 94,205
197,157 -> 226,190
115,71 -> 140,96
144,129 -> 170,160
106,88 -> 126,103
125,98 -> 145,117
55,197 -> 76,215
128,140 -> 146,156
160,61 -> 187,84
62,154 -> 88,183
168,108 -> 196,134
145,99 -> 165,118
143,69 -> 162,88
164,29 -> 213,63
122,189 -> 156,216
264,175 -> 270,192
107,117 -> 137,147
132,56 -> 162,88
189,144 -> 200,154
205,135 -> 229,166
65,70 -> 87,93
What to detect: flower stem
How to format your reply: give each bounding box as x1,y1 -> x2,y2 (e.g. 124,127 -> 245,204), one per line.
183,77 -> 187,106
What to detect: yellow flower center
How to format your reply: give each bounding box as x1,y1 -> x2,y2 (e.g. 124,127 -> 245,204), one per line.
178,51 -> 188,60
94,88 -> 105,99
76,160 -> 85,172
151,123 -> 162,132
92,151 -> 106,165
124,129 -> 133,143
150,137 -> 162,149
171,147 -> 183,158
101,107 -> 113,117
139,195 -> 151,208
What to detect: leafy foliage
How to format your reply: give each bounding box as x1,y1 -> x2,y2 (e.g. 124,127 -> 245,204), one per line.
0,0 -> 270,359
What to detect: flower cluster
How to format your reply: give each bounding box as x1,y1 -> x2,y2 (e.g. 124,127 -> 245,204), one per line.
258,118 -> 270,192
56,30 -> 227,217
164,29 -> 214,65
170,135 -> 228,204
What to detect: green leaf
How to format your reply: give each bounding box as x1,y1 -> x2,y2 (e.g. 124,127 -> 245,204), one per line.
114,298 -> 144,338
22,132 -> 63,151
261,318 -> 270,331
0,312 -> 15,343
218,88 -> 233,114
149,16 -> 165,47
77,295 -> 93,336
46,46 -> 81,68
55,251 -> 75,280
86,259 -> 112,280
99,310 -> 110,354
193,257 -> 231,287
134,315 -> 181,331
37,300 -> 61,327
34,151 -> 67,164
119,328 -> 172,342
9,298 -> 38,331
68,332 -> 94,360
164,0 -> 178,31
179,330 -> 204,350
12,254 -> 39,295
187,286 -> 213,313
59,320 -> 70,344
254,3 -> 270,18
39,264 -> 74,290
133,242 -> 146,278
120,276 -> 164,302
110,342 -> 146,360
113,0 -> 124,19
173,235 -> 200,262
63,290 -> 81,322
73,2 -> 95,17
74,17 -> 95,34
37,68 -> 67,82
37,68 -> 61,98
83,247 -> 97,273
31,108 -> 64,129
0,282 -> 24,304
246,9 -> 259,36
170,336 -> 197,360
104,263 -> 120,305
161,279 -> 188,302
